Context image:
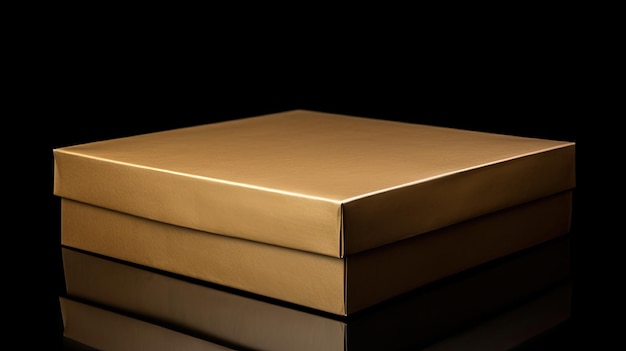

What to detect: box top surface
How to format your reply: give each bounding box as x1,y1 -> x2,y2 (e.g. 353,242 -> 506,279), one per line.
54,109 -> 575,257
55,109 -> 572,203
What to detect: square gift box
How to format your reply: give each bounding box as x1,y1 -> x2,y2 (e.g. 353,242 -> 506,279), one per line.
53,109 -> 575,315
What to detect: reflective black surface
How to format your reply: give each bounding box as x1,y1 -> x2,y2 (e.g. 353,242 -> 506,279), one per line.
61,320 -> 575,351
57,237 -> 574,350
61,316 -> 574,350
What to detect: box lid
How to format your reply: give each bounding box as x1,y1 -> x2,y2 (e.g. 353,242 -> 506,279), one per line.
53,109 -> 575,258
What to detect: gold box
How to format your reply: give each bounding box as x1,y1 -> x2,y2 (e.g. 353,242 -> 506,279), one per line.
53,109 -> 576,315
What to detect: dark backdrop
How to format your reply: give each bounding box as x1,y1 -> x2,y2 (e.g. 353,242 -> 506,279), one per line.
25,37 -> 583,348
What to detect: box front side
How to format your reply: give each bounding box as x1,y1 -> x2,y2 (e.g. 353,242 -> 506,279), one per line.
54,150 -> 343,257
60,198 -> 347,315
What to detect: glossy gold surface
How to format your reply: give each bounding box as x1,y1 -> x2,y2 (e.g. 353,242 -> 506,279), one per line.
61,192 -> 572,316
54,110 -> 576,257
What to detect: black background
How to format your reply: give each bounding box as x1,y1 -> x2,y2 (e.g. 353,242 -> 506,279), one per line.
15,13 -> 591,348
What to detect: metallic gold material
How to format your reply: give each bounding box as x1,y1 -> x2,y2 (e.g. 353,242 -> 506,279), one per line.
61,191 -> 572,315
54,110 -> 576,258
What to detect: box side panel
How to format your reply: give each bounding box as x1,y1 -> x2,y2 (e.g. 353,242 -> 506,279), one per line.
343,145 -> 575,254
62,247 -> 347,351
346,191 -> 572,314
54,150 -> 342,257
61,199 -> 346,316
